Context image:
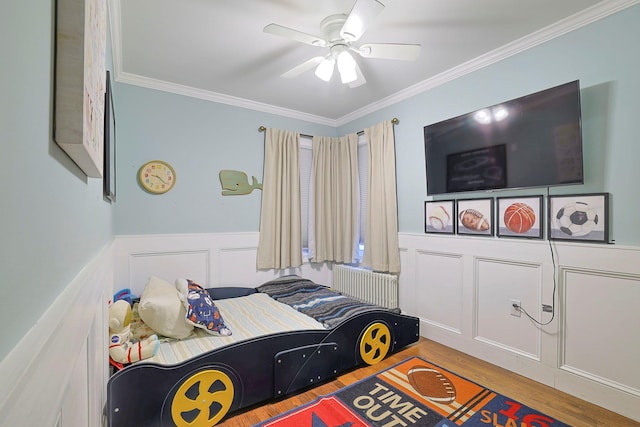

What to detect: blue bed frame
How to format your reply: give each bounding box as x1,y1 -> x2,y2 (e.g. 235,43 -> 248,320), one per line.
106,287 -> 419,426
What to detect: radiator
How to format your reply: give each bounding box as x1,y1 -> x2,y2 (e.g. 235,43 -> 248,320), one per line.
332,265 -> 399,309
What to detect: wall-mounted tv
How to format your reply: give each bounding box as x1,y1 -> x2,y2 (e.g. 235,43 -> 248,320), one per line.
424,80 -> 583,195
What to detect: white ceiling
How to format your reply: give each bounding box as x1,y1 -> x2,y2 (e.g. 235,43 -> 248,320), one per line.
109,0 -> 632,125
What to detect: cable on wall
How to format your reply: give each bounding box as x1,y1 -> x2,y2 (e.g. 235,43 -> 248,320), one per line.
517,186 -> 556,326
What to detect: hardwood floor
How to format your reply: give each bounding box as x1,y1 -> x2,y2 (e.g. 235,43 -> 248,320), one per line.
219,338 -> 639,427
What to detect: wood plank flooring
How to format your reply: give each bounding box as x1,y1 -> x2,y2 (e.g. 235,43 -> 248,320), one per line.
219,338 -> 639,426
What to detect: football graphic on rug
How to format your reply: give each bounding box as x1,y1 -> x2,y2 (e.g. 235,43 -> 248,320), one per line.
504,202 -> 535,233
407,365 -> 457,404
459,208 -> 490,231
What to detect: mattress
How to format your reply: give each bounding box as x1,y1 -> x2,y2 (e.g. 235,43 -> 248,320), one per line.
144,292 -> 326,365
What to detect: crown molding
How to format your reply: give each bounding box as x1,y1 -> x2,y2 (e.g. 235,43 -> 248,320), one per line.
336,0 -> 640,126
115,72 -> 338,127
109,0 -> 639,128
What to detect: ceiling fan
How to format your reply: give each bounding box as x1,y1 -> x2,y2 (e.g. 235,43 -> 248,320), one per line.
263,0 -> 421,88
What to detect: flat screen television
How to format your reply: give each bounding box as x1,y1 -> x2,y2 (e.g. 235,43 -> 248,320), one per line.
424,80 -> 583,195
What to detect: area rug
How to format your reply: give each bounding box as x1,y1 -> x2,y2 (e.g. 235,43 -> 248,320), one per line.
254,356 -> 570,427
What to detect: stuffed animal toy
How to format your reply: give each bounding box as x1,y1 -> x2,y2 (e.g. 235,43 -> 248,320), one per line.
109,299 -> 160,364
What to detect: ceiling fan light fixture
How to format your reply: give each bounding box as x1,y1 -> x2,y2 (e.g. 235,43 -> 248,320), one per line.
315,58 -> 335,82
340,0 -> 384,42
337,50 -> 357,83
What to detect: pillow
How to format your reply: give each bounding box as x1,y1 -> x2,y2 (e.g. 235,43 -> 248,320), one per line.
138,276 -> 194,339
176,279 -> 232,336
256,275 -> 327,299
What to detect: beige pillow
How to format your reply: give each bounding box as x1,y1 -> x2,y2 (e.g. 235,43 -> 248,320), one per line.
139,275 -> 193,339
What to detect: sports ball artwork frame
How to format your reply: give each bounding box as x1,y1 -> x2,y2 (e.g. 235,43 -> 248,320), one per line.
497,196 -> 543,239
456,198 -> 494,236
548,193 -> 609,243
425,200 -> 455,234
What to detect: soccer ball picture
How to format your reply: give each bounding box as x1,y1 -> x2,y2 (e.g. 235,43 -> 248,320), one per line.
555,201 -> 599,237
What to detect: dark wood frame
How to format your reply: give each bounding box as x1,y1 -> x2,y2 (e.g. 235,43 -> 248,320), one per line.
497,196 -> 543,239
548,193 -> 609,243
456,198 -> 494,236
424,200 -> 455,234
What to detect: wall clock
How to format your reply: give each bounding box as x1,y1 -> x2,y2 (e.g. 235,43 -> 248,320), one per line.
138,160 -> 176,194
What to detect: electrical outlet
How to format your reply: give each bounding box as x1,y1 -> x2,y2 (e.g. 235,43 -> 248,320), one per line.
510,299 -> 521,317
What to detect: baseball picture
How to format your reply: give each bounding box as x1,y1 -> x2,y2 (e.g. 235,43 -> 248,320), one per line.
425,200 -> 455,234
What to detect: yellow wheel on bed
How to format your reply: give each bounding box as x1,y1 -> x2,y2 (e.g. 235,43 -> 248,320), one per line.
171,369 -> 234,427
359,322 -> 391,365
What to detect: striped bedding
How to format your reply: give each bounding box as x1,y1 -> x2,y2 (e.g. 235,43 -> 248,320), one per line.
256,275 -> 392,328
143,292 -> 325,365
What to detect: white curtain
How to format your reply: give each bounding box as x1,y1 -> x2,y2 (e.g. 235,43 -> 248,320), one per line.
363,121 -> 400,273
256,128 -> 302,269
308,133 -> 360,263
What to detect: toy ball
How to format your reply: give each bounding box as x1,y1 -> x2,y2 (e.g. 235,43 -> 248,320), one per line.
429,205 -> 450,230
459,208 -> 490,231
556,201 -> 598,237
504,203 -> 536,234
407,366 -> 457,404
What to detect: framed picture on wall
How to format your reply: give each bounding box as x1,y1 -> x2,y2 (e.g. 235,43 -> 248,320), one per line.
54,0 -> 107,177
497,196 -> 543,239
425,200 -> 455,234
456,198 -> 494,236
548,193 -> 609,243
103,70 -> 116,203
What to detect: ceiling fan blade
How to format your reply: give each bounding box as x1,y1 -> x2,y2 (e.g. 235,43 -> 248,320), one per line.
348,61 -> 366,88
356,43 -> 421,61
263,24 -> 326,47
340,0 -> 385,42
281,56 -> 325,79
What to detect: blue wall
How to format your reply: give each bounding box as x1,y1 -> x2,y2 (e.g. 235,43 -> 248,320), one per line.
2,1 -> 638,363
115,5 -> 640,245
113,85 -> 337,234
340,4 -> 640,245
0,1 -> 113,360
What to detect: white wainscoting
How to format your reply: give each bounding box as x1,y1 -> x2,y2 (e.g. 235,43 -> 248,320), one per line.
399,232 -> 640,422
0,243 -> 112,427
10,232 -> 633,426
114,232 -> 332,297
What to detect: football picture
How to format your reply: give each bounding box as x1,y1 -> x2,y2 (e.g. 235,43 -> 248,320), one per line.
456,198 -> 494,236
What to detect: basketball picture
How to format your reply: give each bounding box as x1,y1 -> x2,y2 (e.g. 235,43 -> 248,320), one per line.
504,203 -> 535,233
497,196 -> 543,239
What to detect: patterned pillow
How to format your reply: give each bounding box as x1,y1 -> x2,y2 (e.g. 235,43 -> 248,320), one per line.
176,279 -> 232,336
256,275 -> 327,299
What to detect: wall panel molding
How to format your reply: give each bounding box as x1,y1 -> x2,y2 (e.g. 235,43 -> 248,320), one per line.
399,232 -> 640,422
0,243 -> 112,427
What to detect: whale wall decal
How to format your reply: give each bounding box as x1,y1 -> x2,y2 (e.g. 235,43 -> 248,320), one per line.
219,170 -> 263,195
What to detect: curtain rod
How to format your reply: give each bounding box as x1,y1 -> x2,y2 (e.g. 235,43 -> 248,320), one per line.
258,117 -> 399,139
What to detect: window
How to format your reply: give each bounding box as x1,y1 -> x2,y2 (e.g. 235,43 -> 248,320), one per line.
300,137 -> 313,250
300,134 -> 368,262
357,134 -> 368,258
